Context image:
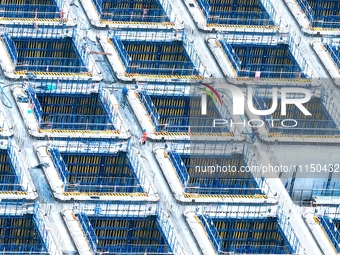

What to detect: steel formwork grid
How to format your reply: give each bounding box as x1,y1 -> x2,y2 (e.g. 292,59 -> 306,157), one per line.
75,206 -> 182,255
197,209 -> 300,254
0,0 -> 63,20
252,87 -> 340,136
47,141 -> 150,194
195,0 -> 277,26
0,142 -> 26,192
311,178 -> 340,197
136,83 -> 233,134
108,30 -> 204,77
317,215 -> 340,253
296,0 -> 340,29
139,92 -> 227,133
91,0 -> 171,23
1,27 -> 89,74
26,87 -> 116,132
324,39 -> 340,70
217,33 -> 309,79
0,201 -> 55,255
167,142 -> 267,196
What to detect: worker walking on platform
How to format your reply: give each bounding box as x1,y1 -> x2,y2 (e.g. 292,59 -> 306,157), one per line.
142,6 -> 148,20
141,129 -> 148,145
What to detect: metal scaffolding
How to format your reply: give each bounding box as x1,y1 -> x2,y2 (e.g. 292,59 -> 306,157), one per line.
196,0 -> 277,26
108,30 -> 204,77
137,83 -> 232,133
296,0 -> 340,29
47,140 -> 152,194
75,203 -> 183,254
167,141 -> 269,196
217,32 -> 309,78
197,206 -> 300,254
26,86 -> 118,132
0,141 -> 26,192
1,26 -> 89,73
252,86 -> 340,136
0,0 -> 63,20
0,201 -> 58,254
91,0 -> 172,23
315,215 -> 340,253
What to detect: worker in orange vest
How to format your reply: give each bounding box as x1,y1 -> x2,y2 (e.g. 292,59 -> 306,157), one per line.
141,129 -> 148,145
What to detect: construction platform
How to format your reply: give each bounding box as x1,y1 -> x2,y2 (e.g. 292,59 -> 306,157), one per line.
0,0 -> 76,26
80,0 -> 182,29
98,30 -> 208,82
12,85 -> 130,139
186,205 -> 301,255
0,0 -> 337,253
207,33 -> 313,82
313,39 -> 340,86
0,140 -> 36,200
35,140 -> 158,201
0,26 -> 101,80
184,0 -> 281,32
259,143 -> 340,207
0,91 -> 14,137
0,201 -> 59,254
126,84 -> 243,141
285,0 -> 340,35
303,207 -> 340,254
247,85 -> 340,143
63,204 -> 184,255
154,141 -> 277,203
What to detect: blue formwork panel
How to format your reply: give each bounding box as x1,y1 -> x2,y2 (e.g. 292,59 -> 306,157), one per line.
78,214 -> 173,254
27,91 -> 115,131
318,216 -> 340,252
139,93 -> 227,133
3,35 -> 88,73
199,215 -> 297,254
0,214 -> 47,253
253,97 -> 339,136
0,0 -> 61,20
0,149 -> 23,192
110,37 -> 199,76
196,0 -> 274,26
49,149 -> 144,193
325,43 -> 340,69
92,0 -> 169,23
296,0 -> 340,29
312,180 -> 340,197
219,40 -> 304,78
168,151 -> 263,195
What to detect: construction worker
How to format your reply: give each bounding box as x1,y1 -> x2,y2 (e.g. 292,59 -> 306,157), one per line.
142,6 -> 148,20
251,126 -> 258,141
60,8 -> 66,22
141,129 -> 148,145
143,6 -> 149,16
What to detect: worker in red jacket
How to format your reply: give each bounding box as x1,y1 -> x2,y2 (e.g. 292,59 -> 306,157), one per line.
141,129 -> 148,145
